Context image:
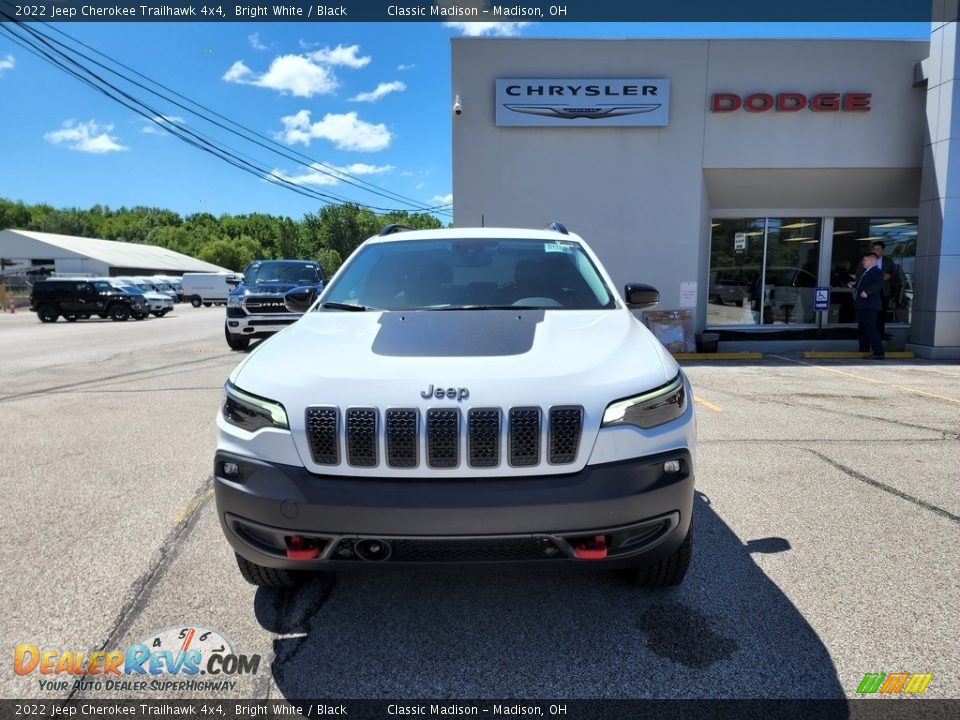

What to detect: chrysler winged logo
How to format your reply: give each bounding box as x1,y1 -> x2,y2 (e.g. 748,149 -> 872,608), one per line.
421,384 -> 470,401
503,104 -> 662,120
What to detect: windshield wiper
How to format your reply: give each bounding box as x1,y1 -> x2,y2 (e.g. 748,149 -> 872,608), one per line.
321,302 -> 371,312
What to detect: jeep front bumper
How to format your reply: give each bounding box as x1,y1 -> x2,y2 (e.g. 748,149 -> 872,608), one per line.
213,449 -> 694,569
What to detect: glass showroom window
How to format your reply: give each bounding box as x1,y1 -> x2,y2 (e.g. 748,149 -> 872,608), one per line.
828,217 -> 916,326
709,218 -> 822,326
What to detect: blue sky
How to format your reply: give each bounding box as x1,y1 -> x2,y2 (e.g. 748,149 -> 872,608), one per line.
0,21 -> 929,222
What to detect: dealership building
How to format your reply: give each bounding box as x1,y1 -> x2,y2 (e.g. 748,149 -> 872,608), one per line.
452,24 -> 960,358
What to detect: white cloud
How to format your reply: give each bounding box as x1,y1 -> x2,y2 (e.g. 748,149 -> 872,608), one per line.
142,115 -> 185,135
307,44 -> 370,69
223,60 -> 253,83
445,22 -> 532,37
249,33 -> 267,50
277,110 -> 392,152
350,81 -> 406,103
0,54 -> 14,75
223,55 -> 338,97
269,161 -> 394,186
400,171 -> 414,177
397,63 -> 415,71
431,193 -> 453,206
415,182 -> 426,190
44,120 -> 128,154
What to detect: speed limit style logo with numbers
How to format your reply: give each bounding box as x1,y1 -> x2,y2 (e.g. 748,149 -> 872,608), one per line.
13,625 -> 262,693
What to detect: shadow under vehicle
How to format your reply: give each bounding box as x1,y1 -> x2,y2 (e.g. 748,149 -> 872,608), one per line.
252,491 -> 846,703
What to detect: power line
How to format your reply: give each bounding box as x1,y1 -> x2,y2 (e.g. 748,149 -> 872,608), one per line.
0,21 -> 376,210
43,22 -> 452,215
40,22 -> 451,215
0,19 -> 452,216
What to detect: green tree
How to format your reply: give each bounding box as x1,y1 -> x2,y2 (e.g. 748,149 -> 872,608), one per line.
197,236 -> 263,271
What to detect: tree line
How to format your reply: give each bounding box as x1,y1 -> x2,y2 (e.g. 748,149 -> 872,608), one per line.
0,198 -> 445,276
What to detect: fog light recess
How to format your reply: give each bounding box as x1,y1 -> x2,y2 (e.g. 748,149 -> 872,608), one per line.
222,462 -> 240,478
663,460 -> 681,474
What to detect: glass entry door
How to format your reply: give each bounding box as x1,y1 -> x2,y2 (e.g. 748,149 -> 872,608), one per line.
710,217 -> 822,326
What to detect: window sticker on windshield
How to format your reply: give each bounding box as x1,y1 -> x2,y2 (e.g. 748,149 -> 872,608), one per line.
545,242 -> 575,253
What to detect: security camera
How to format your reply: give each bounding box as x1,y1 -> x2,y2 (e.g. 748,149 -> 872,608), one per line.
453,95 -> 462,115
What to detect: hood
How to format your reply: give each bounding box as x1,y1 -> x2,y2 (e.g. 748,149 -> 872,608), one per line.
232,309 -> 678,409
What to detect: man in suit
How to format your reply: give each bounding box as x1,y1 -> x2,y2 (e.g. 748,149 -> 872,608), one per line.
854,252 -> 885,359
871,241 -> 900,340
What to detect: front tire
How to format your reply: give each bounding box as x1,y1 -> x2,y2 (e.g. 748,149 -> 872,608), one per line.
190,296 -> 202,308
631,523 -> 692,588
235,554 -> 311,588
225,324 -> 250,351
110,304 -> 131,322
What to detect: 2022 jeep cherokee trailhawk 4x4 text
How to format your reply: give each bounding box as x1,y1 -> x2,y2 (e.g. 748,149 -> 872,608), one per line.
214,224 -> 696,588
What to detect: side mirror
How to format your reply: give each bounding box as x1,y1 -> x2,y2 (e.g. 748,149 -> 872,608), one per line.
226,275 -> 241,286
284,286 -> 318,314
624,283 -> 660,309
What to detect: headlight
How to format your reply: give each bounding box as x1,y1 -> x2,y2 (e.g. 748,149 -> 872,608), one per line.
227,295 -> 243,308
602,373 -> 687,429
222,382 -> 289,432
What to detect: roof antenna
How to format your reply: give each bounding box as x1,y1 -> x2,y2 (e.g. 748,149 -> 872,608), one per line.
481,214 -> 485,227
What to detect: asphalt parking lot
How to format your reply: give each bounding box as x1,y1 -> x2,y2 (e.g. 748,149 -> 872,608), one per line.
0,307 -> 957,701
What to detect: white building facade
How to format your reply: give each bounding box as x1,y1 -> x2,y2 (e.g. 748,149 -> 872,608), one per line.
452,31 -> 959,358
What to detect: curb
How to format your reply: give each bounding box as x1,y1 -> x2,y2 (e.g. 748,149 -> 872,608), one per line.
803,351 -> 916,359
673,352 -> 764,360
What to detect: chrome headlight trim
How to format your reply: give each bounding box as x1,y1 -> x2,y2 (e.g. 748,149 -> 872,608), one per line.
222,381 -> 289,432
601,373 -> 687,429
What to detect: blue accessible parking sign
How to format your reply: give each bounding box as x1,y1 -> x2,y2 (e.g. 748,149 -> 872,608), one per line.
814,287 -> 830,311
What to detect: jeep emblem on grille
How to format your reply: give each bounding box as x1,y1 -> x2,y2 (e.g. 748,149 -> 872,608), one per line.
420,385 -> 469,401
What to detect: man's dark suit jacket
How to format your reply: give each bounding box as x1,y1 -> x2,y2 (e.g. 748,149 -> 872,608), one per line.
853,266 -> 884,311
875,255 -> 900,298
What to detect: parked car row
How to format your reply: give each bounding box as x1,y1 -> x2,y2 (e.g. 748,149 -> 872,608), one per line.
29,278 -> 168,322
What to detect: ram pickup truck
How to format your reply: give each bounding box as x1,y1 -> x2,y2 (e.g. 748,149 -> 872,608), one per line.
214,225 -> 696,589
224,259 -> 325,351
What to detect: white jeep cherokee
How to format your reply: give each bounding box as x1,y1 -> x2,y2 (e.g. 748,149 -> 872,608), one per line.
214,224 -> 696,588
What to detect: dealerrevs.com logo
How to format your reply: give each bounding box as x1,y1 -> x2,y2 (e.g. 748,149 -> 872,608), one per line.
14,626 -> 261,693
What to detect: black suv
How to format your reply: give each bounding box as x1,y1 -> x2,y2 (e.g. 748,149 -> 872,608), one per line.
30,279 -> 149,323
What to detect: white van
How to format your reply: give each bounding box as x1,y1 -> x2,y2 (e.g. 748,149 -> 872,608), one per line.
181,272 -> 241,307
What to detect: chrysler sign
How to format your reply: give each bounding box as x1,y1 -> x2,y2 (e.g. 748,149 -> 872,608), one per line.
495,79 -> 670,127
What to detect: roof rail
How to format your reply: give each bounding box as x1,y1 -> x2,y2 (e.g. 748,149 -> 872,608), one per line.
546,222 -> 569,235
378,224 -> 416,236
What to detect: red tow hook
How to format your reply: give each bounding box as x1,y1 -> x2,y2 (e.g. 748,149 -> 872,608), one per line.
285,535 -> 320,560
573,535 -> 608,560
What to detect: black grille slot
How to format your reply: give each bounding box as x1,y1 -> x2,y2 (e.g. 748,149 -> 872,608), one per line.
385,409 -> 418,468
549,406 -> 583,464
509,407 -> 541,467
346,408 -> 378,467
426,409 -> 459,468
305,407 -> 338,465
468,408 -> 501,468
389,537 -> 562,563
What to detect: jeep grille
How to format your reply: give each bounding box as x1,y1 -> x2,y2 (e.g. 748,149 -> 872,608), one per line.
304,404 -> 584,471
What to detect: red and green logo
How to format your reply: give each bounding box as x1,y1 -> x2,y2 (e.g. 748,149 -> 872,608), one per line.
856,673 -> 933,695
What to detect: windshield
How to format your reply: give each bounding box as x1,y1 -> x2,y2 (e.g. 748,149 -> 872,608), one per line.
118,285 -> 144,295
321,238 -> 616,311
244,261 -> 322,285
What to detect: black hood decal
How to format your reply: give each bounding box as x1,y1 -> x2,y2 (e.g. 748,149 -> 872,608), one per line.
372,310 -> 544,357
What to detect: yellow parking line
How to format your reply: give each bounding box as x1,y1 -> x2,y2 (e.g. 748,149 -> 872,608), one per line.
169,486 -> 214,526
771,355 -> 960,406
694,396 -> 723,412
